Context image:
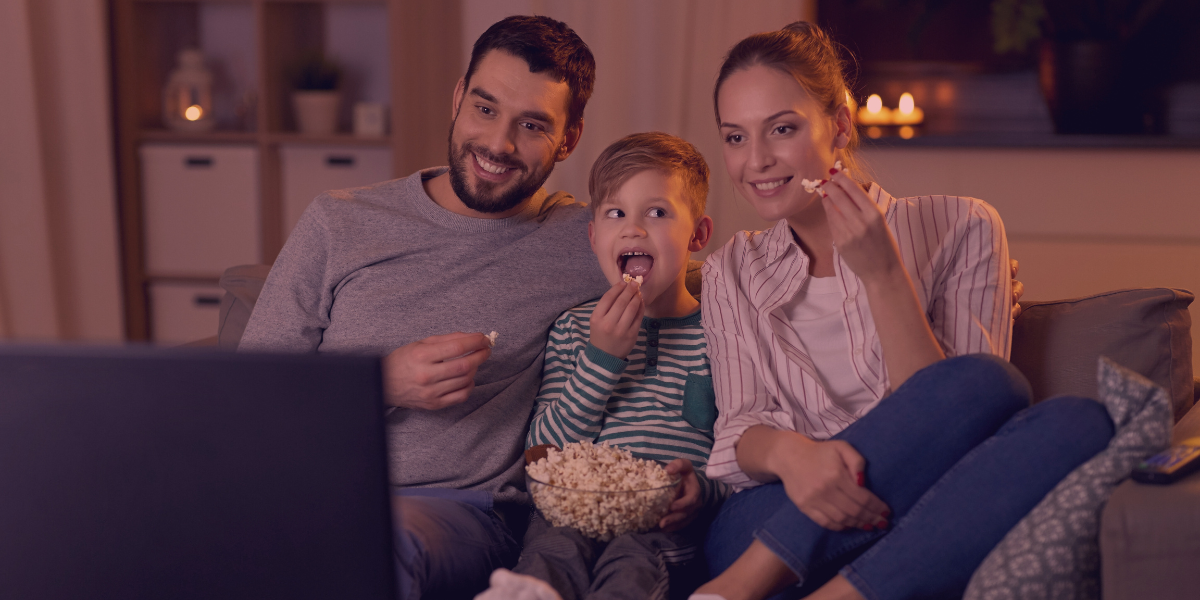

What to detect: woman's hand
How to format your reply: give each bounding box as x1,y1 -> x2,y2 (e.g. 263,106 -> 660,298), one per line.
818,167 -> 945,386
741,426 -> 890,531
589,280 -> 644,359
1011,259 -> 1025,320
659,459 -> 703,532
818,168 -> 904,284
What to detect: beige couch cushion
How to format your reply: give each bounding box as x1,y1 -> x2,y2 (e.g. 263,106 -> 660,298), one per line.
1011,288 -> 1194,421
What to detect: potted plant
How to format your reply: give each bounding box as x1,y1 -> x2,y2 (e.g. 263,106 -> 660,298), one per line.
992,0 -> 1171,134
289,51 -> 342,136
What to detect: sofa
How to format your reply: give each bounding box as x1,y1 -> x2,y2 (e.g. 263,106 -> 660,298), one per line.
209,263 -> 1199,599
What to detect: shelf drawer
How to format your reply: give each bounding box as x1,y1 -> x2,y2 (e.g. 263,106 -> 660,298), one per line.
140,144 -> 260,277
149,282 -> 225,345
281,145 -> 393,240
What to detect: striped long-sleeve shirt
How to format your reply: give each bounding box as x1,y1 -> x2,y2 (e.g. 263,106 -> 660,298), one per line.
701,184 -> 1012,490
529,301 -> 731,507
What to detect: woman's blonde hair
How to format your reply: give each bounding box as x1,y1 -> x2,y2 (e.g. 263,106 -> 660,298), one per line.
713,21 -> 867,181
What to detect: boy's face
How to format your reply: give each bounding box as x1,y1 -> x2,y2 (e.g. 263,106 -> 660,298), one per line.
588,170 -> 710,314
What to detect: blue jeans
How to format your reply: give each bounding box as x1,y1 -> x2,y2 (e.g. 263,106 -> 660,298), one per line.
705,354 -> 1115,600
392,488 -> 520,600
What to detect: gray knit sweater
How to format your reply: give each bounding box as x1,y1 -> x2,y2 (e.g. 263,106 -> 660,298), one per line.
240,167 -> 609,505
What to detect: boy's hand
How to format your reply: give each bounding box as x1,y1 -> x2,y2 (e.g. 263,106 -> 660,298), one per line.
659,459 -> 702,532
590,280 -> 644,359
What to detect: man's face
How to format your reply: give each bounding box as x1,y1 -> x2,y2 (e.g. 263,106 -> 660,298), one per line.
447,50 -> 576,214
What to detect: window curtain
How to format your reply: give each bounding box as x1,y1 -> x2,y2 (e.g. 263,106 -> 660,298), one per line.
461,0 -> 817,257
0,0 -> 122,341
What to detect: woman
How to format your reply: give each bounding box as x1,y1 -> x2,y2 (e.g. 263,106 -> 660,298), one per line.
691,22 -> 1114,600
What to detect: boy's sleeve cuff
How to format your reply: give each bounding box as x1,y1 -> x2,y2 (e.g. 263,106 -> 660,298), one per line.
584,343 -> 628,375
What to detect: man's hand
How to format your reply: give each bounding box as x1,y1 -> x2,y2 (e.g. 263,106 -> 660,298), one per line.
1011,259 -> 1025,320
382,332 -> 492,410
659,459 -> 702,532
589,280 -> 644,359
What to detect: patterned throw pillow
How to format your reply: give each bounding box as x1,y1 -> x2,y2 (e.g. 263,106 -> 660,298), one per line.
963,357 -> 1172,600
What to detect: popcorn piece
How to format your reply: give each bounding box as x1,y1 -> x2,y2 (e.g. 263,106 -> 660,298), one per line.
486,331 -> 500,347
621,274 -> 644,285
526,441 -> 676,541
800,161 -> 844,195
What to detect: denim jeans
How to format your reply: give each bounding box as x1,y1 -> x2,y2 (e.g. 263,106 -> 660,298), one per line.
705,354 -> 1115,600
392,488 -> 520,600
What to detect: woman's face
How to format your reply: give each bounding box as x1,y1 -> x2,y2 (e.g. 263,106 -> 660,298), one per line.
717,65 -> 847,223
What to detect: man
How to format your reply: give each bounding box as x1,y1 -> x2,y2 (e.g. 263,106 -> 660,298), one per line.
239,16 -> 609,599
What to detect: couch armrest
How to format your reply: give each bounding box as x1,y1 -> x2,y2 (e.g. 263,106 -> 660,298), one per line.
1101,471 -> 1200,600
216,264 -> 272,350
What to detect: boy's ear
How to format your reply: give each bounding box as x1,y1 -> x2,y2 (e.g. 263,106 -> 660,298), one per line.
451,77 -> 466,120
556,119 -> 584,162
587,219 -> 596,253
688,215 -> 714,253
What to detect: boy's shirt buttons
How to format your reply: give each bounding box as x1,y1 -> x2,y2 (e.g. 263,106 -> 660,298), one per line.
647,358 -> 658,366
649,340 -> 658,347
648,321 -> 660,329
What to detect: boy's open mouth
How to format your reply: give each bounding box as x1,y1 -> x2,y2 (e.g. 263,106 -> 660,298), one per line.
619,251 -> 654,278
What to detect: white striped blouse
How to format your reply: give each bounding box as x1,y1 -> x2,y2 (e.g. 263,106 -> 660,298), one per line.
701,184 -> 1012,490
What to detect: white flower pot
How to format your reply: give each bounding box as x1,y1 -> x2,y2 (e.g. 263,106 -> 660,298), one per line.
292,91 -> 340,136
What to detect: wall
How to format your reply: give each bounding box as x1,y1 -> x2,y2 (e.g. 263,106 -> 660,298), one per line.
870,148 -> 1199,375
713,145 -> 1200,373
0,0 -> 123,342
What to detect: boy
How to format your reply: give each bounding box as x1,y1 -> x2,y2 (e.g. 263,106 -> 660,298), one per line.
477,132 -> 728,600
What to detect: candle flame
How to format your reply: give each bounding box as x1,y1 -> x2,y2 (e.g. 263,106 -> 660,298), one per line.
899,126 -> 915,139
866,94 -> 883,114
184,105 -> 203,121
898,93 -> 915,115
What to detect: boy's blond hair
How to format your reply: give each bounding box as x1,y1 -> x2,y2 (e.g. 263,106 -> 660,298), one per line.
588,132 -> 709,219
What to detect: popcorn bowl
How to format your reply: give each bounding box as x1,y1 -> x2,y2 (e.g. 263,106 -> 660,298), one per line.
527,473 -> 680,542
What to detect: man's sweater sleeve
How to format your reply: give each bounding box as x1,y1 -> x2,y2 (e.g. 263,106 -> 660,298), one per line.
527,311 -> 628,449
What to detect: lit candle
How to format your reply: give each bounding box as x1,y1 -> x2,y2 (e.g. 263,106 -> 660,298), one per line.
892,92 -> 924,125
184,105 -> 204,122
856,94 -> 893,126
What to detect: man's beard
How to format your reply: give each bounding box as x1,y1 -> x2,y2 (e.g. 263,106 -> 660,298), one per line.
447,128 -> 555,214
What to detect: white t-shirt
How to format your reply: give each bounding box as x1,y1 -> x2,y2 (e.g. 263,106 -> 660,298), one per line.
780,275 -> 877,416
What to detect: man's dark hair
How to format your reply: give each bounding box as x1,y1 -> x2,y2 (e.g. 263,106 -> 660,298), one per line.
463,15 -> 595,131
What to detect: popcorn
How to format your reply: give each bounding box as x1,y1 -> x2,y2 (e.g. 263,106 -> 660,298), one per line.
526,441 -> 676,541
621,274 -> 644,285
486,331 -> 499,347
800,160 -> 844,194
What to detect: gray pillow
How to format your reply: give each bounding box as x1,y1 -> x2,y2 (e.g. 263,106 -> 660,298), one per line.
1010,288 -> 1193,422
963,357 -> 1172,600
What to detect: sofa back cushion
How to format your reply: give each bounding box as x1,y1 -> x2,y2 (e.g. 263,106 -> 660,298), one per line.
1010,288 -> 1194,421
218,263 -> 1194,421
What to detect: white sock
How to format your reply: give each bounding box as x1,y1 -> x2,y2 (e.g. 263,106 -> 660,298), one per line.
474,568 -> 563,600
688,595 -> 730,600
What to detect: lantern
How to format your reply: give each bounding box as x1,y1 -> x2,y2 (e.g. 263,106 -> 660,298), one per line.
163,49 -> 215,132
